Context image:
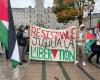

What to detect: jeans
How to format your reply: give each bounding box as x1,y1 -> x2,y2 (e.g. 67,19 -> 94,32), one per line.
19,46 -> 24,62
76,45 -> 86,62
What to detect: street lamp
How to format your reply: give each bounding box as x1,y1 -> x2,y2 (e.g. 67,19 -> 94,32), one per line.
84,0 -> 95,29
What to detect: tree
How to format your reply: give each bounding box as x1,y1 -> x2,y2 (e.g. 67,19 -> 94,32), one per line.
53,0 -> 94,26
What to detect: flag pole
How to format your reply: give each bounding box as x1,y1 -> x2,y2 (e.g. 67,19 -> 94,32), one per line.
28,25 -> 31,63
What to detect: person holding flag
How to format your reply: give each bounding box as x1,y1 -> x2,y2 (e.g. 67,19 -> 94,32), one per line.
88,27 -> 100,64
16,26 -> 27,64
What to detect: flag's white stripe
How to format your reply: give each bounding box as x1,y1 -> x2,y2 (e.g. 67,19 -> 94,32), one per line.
1,20 -> 8,29
11,40 -> 20,62
86,40 -> 89,42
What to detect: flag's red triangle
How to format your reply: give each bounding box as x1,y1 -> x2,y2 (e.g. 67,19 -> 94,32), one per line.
97,23 -> 100,28
86,32 -> 96,39
51,49 -> 58,59
0,0 -> 8,21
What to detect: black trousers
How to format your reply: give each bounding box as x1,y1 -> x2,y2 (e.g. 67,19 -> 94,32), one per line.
89,42 -> 100,63
89,51 -> 100,63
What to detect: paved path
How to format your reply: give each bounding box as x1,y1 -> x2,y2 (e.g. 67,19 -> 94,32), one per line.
0,55 -> 100,80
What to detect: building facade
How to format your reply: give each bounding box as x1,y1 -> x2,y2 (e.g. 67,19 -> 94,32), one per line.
83,13 -> 100,29
12,0 -> 65,29
66,13 -> 100,29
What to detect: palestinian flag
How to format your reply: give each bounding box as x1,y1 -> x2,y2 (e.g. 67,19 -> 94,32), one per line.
0,0 -> 20,68
85,31 -> 96,54
0,0 -> 8,49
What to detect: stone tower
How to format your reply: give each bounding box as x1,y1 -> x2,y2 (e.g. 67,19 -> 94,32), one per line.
34,0 -> 45,27
35,0 -> 44,9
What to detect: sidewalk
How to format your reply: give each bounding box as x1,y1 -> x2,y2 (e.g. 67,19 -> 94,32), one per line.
0,55 -> 100,80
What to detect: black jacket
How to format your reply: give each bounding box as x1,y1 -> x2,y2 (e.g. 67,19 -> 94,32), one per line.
17,30 -> 27,46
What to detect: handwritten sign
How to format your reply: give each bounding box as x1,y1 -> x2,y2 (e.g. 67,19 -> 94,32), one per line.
29,26 -> 77,61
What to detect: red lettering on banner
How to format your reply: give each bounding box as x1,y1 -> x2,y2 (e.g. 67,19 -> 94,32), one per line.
51,31 -> 56,38
31,27 -> 36,37
70,28 -> 76,39
31,26 -> 76,40
55,32 -> 61,38
46,31 -> 50,38
41,30 -> 46,38
60,31 -> 68,39
41,30 -> 49,38
36,28 -> 41,37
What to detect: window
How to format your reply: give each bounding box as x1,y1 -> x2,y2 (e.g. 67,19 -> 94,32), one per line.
48,10 -> 49,12
37,19 -> 38,23
30,15 -> 31,18
56,26 -> 60,29
41,20 -> 42,23
30,20 -> 31,23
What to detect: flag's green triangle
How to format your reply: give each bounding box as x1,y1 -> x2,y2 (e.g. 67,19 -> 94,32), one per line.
12,60 -> 19,68
86,31 -> 96,54
0,21 -> 8,49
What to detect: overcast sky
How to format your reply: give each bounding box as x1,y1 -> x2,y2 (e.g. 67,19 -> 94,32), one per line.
10,0 -> 100,13
94,0 -> 100,13
10,0 -> 53,8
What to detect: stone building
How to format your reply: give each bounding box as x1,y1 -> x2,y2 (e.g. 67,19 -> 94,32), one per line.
83,13 -> 100,29
66,13 -> 100,29
12,0 -> 65,29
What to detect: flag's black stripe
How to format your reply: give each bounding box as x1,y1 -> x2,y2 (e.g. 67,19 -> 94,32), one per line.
58,62 -> 71,80
8,0 -> 16,59
41,61 -> 46,80
77,64 -> 95,80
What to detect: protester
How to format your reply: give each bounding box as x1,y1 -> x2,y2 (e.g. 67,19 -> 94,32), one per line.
76,24 -> 86,66
16,26 -> 27,65
23,25 -> 29,38
88,27 -> 100,64
23,25 -> 30,60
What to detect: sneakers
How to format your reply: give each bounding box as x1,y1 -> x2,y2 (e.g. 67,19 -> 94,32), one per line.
88,59 -> 92,63
82,62 -> 86,66
18,62 -> 23,65
22,60 -> 27,63
75,60 -> 79,65
75,61 -> 86,66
